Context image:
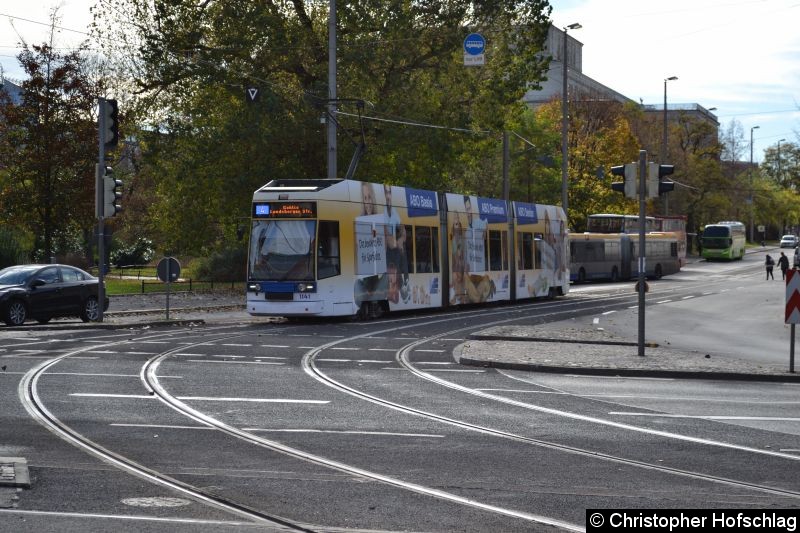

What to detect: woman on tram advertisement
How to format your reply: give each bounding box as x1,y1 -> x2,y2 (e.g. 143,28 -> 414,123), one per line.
448,195 -> 497,304
354,182 -> 421,308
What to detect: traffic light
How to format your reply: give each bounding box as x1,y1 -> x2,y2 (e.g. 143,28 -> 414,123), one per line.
101,165 -> 122,217
101,98 -> 119,149
647,163 -> 675,197
610,163 -> 637,198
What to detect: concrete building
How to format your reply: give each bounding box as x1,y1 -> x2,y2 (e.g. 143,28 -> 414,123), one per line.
524,25 -> 719,136
523,25 -> 631,107
0,74 -> 23,105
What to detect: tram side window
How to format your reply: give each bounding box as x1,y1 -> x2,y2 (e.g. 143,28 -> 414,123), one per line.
671,242 -> 678,257
415,226 -> 432,273
534,234 -> 542,269
518,232 -> 534,270
489,230 -> 503,271
403,224 -> 414,274
431,227 -> 440,273
502,232 -> 508,270
412,226 -> 440,273
317,221 -> 341,279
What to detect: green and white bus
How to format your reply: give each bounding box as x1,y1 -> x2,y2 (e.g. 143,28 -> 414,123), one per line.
701,221 -> 746,260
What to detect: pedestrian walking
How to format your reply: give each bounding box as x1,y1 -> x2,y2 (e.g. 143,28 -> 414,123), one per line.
765,254 -> 775,280
778,252 -> 790,279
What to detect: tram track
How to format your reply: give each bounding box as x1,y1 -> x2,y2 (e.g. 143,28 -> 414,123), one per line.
15,270 -> 790,531
19,327 -> 318,532
302,307 -> 800,498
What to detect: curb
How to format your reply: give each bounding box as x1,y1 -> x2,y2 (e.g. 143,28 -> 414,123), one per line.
3,318 -> 207,331
467,334 -> 659,348
454,346 -> 800,383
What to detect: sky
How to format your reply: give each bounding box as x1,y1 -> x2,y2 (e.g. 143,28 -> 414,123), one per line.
1,0 -> 798,161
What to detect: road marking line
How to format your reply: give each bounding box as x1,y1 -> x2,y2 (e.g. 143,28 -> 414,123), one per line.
179,397 -> 329,404
242,428 -> 445,438
220,343 -> 252,347
260,345 -> 290,348
210,354 -> 245,358
0,509 -> 256,526
601,310 -> 616,315
73,393 -> 327,404
2,355 -> 98,359
111,423 -> 211,430
414,349 -> 444,353
592,318 -> 600,324
368,348 -> 396,352
46,372 -> 182,378
566,374 -> 674,381
71,393 -> 153,399
681,295 -> 695,300
475,389 -> 564,394
331,347 -> 360,350
186,359 -> 284,365
316,358 -> 351,362
417,362 -> 453,365
588,394 -> 800,404
609,412 -> 800,421
426,369 -> 486,373
656,299 -> 672,304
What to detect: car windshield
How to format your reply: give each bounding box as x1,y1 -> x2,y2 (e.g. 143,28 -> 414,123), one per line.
0,267 -> 37,285
782,235 -> 795,241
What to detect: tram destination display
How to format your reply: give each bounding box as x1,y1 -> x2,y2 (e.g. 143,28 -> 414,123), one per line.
252,202 -> 317,218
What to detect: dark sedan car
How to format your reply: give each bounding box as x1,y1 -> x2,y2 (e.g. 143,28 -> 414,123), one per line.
0,264 -> 109,326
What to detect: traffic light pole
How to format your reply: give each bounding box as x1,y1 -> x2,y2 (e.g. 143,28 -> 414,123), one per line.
97,98 -> 107,322
637,150 -> 647,357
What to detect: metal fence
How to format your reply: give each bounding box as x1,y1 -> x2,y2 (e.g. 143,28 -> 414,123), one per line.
138,279 -> 245,294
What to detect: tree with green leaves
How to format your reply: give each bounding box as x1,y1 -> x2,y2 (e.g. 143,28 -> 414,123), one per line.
0,35 -> 100,262
91,0 -> 553,254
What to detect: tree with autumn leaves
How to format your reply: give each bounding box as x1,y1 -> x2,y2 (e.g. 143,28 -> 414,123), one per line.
0,39 -> 102,264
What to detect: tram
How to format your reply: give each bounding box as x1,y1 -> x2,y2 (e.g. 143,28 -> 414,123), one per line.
246,179 -> 569,318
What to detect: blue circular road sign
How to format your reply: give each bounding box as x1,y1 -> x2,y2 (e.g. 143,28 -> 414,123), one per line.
463,33 -> 485,56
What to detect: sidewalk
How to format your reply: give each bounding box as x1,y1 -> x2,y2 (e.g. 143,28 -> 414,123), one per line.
456,322 -> 800,382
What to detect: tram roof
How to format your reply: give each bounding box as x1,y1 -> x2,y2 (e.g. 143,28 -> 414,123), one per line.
257,179 -> 344,192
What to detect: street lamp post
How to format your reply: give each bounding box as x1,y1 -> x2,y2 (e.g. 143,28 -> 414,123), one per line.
750,125 -> 760,242
662,76 -> 677,214
561,22 -> 581,226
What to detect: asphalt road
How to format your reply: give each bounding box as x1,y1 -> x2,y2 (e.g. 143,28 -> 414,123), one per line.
1,253 -> 799,532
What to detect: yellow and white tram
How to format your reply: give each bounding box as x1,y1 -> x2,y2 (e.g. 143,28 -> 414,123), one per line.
246,179 -> 569,318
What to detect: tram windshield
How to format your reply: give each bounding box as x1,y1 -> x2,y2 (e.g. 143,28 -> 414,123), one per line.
249,220 -> 316,281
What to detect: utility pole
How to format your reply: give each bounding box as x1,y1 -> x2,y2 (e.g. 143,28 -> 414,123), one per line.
327,0 -> 337,180
560,23 -> 581,227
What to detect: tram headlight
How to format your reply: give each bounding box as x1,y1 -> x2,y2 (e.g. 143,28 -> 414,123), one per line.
247,282 -> 261,293
296,282 -> 317,293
